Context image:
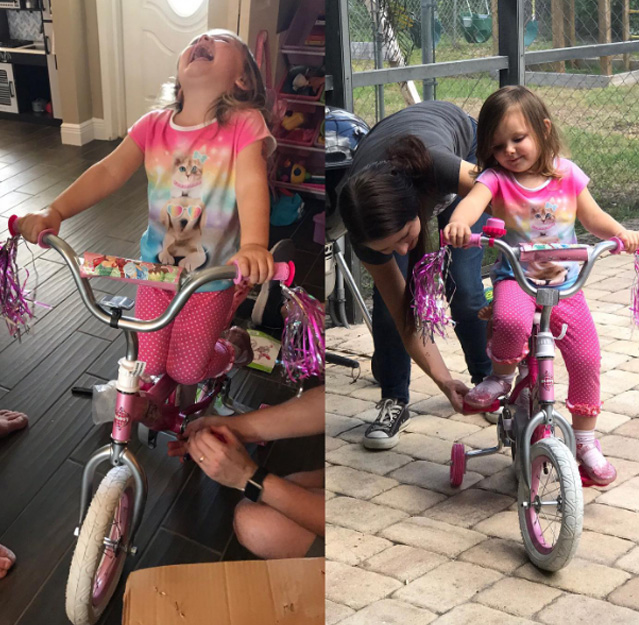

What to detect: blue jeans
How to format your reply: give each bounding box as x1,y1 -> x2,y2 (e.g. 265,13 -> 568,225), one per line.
371,117 -> 491,402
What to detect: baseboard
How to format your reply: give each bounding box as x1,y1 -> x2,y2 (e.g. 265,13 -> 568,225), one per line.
60,118 -> 110,145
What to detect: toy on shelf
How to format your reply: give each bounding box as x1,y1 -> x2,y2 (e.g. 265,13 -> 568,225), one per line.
281,111 -> 307,131
277,158 -> 325,186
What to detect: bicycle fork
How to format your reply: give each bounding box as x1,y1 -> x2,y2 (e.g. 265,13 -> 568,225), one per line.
520,295 -> 576,491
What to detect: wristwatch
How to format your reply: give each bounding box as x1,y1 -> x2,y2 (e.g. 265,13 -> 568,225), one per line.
244,467 -> 269,502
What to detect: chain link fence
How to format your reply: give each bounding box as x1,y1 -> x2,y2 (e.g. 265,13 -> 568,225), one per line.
348,0 -> 639,217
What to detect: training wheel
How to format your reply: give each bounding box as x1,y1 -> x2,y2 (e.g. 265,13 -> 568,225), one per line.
450,443 -> 466,487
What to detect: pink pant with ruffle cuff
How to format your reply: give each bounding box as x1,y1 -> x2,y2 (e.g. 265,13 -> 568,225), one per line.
489,280 -> 600,414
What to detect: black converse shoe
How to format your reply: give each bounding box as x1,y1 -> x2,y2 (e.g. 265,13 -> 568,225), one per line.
363,398 -> 411,450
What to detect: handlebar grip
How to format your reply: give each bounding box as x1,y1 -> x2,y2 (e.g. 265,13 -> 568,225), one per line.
610,236 -> 625,255
37,229 -> 56,250
440,230 -> 483,248
232,260 -> 295,286
8,214 -> 19,237
8,215 -> 57,249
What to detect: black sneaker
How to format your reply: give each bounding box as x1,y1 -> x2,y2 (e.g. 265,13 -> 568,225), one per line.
363,398 -> 411,450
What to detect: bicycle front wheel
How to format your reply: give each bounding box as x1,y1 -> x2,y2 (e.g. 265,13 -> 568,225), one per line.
66,466 -> 136,625
518,437 -> 583,571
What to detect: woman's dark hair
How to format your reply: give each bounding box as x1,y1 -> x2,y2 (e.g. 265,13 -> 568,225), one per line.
339,135 -> 438,331
475,85 -> 563,178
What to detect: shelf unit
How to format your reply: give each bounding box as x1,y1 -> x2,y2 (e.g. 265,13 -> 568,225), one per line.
271,0 -> 325,200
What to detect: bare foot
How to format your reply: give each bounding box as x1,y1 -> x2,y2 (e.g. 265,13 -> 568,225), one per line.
0,410 -> 28,438
0,544 -> 16,579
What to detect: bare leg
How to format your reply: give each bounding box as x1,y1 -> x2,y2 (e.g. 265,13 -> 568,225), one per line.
0,544 -> 16,579
233,470 -> 324,559
0,410 -> 28,439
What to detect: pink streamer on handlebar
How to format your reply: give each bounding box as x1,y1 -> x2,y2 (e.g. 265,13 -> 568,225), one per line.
410,246 -> 452,342
281,285 -> 325,382
1,216 -> 35,339
632,252 -> 639,329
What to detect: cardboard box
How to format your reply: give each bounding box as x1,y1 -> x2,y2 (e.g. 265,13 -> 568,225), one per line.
123,557 -> 325,625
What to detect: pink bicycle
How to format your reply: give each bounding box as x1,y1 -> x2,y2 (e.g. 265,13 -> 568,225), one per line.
445,218 -> 624,571
8,216 -> 294,625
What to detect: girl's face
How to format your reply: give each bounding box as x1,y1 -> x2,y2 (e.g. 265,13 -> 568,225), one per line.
367,217 -> 421,256
491,109 -> 550,175
177,32 -> 246,96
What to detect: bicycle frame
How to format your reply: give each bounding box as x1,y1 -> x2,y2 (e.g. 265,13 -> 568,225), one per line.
461,233 -> 622,492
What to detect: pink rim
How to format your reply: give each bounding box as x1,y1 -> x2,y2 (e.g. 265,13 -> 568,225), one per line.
450,443 -> 466,487
525,454 -> 560,555
91,487 -> 134,607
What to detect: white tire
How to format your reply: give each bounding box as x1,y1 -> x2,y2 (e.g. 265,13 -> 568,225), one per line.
66,466 -> 136,625
518,438 -> 583,571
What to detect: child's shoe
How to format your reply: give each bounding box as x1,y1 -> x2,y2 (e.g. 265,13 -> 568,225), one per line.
222,327 -> 254,367
465,374 -> 513,410
576,435 -> 617,486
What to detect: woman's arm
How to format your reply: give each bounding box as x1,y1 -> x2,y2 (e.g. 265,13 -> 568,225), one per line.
577,186 -> 639,252
17,136 -> 144,243
363,259 -> 469,411
231,140 -> 273,284
186,426 -> 324,536
457,159 -> 479,197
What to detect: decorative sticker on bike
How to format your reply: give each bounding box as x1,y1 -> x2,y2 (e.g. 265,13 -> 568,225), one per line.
114,406 -> 130,431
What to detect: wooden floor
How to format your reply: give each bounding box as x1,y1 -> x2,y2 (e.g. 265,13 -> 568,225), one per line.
0,119 -> 324,625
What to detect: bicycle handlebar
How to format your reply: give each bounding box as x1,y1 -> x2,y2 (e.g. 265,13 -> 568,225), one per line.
8,215 -> 295,332
441,222 -> 624,301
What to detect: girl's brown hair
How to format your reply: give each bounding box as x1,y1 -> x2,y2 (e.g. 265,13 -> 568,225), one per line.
339,135 -> 438,331
475,85 -> 563,178
158,29 -> 271,127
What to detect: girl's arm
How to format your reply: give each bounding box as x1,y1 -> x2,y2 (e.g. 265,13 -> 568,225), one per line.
363,259 -> 469,411
232,140 -> 273,284
442,182 -> 493,247
17,136 -> 144,243
577,186 -> 639,252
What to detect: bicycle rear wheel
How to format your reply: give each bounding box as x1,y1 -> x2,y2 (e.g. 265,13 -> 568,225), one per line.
518,438 -> 582,571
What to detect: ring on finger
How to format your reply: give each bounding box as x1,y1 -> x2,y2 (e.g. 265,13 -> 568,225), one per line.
198,456 -> 205,463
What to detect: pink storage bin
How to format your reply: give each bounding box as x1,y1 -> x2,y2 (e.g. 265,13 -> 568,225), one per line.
313,211 -> 325,245
275,104 -> 324,147
276,71 -> 325,103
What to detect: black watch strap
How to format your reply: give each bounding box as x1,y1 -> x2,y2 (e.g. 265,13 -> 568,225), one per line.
244,466 -> 268,502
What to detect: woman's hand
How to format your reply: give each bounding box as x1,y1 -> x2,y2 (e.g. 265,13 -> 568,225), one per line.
228,244 -> 273,285
616,229 -> 639,254
440,378 -> 470,413
186,425 -> 257,490
15,207 -> 62,244
442,222 -> 472,248
166,416 -> 244,458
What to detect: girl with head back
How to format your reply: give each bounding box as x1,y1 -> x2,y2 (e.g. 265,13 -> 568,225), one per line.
338,100 -> 493,451
443,85 -> 639,486
16,29 -> 277,384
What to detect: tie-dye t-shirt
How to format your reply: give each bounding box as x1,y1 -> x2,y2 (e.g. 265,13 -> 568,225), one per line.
477,158 -> 589,289
128,108 -> 275,291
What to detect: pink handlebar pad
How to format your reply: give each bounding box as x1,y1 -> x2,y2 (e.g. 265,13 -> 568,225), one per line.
80,252 -> 183,291
518,243 -> 590,263
610,236 -> 625,255
233,260 -> 295,286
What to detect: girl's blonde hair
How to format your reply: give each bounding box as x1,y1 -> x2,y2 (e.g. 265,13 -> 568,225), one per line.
475,85 -> 563,179
157,29 -> 271,127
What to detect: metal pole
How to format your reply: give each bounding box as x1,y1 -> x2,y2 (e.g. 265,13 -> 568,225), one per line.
372,0 -> 385,120
421,0 -> 435,99
326,0 -> 354,111
498,0 -> 525,86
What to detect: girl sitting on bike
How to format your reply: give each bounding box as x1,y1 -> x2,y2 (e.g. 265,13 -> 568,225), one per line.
16,30 -> 276,385
443,85 -> 639,486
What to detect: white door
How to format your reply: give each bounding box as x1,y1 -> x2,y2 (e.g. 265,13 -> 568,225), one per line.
122,0 -> 208,128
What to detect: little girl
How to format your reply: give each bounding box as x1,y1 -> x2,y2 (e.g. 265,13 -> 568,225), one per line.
443,85 -> 639,486
16,29 -> 276,384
